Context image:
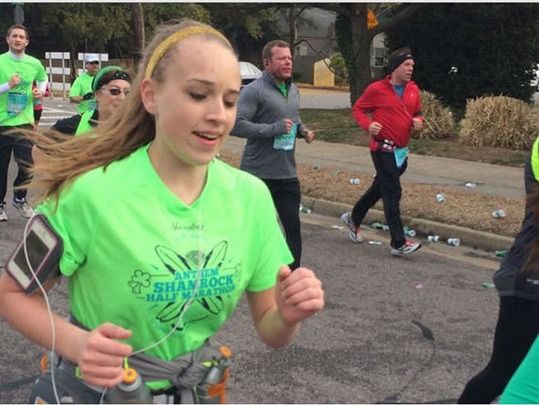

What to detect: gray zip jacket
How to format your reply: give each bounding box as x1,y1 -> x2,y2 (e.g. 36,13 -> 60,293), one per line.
230,71 -> 305,179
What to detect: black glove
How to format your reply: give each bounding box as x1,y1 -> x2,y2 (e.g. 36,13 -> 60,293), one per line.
82,92 -> 94,101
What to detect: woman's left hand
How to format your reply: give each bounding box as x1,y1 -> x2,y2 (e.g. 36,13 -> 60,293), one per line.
275,266 -> 324,326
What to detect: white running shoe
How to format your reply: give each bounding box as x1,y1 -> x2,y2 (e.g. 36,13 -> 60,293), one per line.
0,203 -> 7,222
391,239 -> 422,256
12,198 -> 34,219
340,212 -> 364,243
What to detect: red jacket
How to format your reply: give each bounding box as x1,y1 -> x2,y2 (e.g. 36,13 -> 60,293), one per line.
352,77 -> 422,151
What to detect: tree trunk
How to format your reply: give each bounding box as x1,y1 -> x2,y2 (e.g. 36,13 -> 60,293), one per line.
348,3 -> 374,104
288,5 -> 297,59
130,3 -> 145,71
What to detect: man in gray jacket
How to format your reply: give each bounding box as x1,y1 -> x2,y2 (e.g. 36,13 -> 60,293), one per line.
231,40 -> 315,270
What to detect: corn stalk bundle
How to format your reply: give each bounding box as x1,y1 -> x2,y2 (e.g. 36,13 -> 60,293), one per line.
459,95 -> 538,150
413,91 -> 455,140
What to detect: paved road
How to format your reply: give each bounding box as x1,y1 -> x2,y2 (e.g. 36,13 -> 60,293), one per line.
37,99 -> 75,128
298,86 -> 351,109
223,137 -> 524,199
0,208 -> 500,403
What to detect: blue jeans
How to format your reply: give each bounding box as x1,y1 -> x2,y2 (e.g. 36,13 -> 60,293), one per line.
458,296 -> 539,403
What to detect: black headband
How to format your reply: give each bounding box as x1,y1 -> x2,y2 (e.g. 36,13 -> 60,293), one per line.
92,66 -> 131,92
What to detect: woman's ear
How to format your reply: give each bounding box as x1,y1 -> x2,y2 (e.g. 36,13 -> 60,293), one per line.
141,78 -> 157,115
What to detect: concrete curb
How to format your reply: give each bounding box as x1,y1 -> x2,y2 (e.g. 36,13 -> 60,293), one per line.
301,196 -> 515,252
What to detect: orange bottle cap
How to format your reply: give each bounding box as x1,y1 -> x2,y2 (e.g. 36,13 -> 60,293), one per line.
123,367 -> 138,384
219,345 -> 232,358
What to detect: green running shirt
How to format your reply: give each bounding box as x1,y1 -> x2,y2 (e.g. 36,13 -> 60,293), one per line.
69,72 -> 96,114
75,109 -> 97,136
0,52 -> 47,126
500,335 -> 539,403
37,145 -> 292,390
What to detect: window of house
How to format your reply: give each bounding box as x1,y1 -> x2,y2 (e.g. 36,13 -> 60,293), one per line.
296,43 -> 308,56
372,47 -> 386,67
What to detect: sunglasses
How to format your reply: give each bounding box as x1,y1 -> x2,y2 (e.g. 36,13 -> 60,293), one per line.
105,87 -> 130,96
87,61 -> 100,65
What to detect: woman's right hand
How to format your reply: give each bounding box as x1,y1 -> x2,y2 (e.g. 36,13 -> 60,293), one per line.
76,323 -> 133,387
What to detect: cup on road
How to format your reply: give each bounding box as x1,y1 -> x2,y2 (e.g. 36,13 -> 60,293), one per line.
491,209 -> 506,219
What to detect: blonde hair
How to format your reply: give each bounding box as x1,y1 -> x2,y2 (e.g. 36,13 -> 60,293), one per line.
29,19 -> 233,204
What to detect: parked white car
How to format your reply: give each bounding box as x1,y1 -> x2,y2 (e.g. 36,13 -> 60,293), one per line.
239,61 -> 262,88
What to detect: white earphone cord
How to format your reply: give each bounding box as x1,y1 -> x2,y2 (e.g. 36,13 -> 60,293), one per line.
29,203 -> 204,404
22,213 -> 61,404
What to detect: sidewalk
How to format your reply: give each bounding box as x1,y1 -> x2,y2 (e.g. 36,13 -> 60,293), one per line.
223,137 -> 524,198
221,137 -> 522,251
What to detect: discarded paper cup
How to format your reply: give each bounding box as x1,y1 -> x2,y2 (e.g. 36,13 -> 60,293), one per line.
299,205 -> 311,214
403,226 -> 416,237
495,249 -> 508,258
371,222 -> 389,231
368,240 -> 382,245
492,209 -> 506,219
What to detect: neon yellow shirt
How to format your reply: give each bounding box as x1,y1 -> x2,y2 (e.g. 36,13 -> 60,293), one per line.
74,109 -> 97,136
37,145 -> 292,389
69,72 -> 96,114
0,52 -> 46,126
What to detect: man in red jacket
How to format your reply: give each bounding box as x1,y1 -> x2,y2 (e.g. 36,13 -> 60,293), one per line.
341,47 -> 423,256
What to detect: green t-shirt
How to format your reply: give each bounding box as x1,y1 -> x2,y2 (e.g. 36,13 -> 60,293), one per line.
500,335 -> 539,403
74,109 -> 97,136
37,145 -> 292,389
277,82 -> 288,98
0,52 -> 47,126
69,72 -> 96,114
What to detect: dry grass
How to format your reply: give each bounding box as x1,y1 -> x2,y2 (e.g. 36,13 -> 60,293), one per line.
460,96 -> 538,150
415,91 -> 456,140
219,151 -> 523,237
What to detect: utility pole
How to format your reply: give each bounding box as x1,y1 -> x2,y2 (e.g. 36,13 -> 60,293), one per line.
13,2 -> 24,24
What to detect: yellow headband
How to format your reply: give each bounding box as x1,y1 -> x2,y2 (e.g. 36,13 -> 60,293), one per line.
145,26 -> 230,79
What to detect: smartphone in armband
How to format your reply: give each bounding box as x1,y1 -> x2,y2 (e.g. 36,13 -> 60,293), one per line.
5,214 -> 63,294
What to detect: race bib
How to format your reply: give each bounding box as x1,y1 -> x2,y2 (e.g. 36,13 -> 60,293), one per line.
394,146 -> 409,168
7,92 -> 28,116
273,123 -> 297,151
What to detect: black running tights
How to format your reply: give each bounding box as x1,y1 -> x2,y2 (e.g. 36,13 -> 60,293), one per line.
458,296 -> 539,403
